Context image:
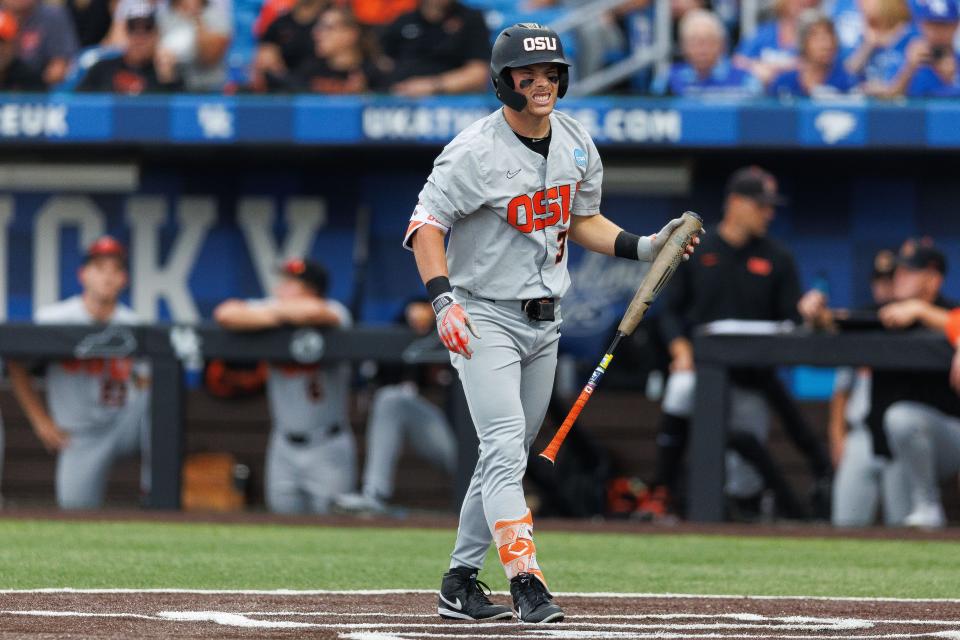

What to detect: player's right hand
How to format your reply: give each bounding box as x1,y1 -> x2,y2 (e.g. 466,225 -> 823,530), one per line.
33,417 -> 69,452
433,293 -> 481,359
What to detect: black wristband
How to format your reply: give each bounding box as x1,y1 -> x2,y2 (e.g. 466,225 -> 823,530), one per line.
614,230 -> 641,260
426,275 -> 453,301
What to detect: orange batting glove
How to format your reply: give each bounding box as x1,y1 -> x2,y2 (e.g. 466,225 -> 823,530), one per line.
433,293 -> 481,359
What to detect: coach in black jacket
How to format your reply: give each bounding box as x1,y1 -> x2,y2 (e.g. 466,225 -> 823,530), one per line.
641,166 -> 829,521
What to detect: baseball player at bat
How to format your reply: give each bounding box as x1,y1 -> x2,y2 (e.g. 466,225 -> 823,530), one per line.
403,23 -> 700,624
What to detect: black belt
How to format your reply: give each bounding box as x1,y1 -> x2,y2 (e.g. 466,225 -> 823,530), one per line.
285,423 -> 343,446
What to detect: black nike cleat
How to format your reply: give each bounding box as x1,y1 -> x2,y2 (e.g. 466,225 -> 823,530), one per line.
437,567 -> 513,621
510,572 -> 564,624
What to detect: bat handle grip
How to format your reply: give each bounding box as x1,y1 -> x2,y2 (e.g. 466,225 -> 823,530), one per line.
539,403 -> 582,464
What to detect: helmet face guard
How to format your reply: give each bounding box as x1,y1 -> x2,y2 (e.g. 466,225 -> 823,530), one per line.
491,23 -> 571,112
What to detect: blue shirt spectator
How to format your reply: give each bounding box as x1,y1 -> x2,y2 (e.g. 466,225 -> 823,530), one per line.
769,10 -> 858,96
843,0 -> 916,93
734,0 -> 822,85
892,0 -> 960,95
769,62 -> 858,95
653,9 -> 762,97
906,51 -> 960,93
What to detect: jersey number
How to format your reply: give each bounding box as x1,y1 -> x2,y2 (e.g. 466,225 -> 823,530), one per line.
555,230 -> 568,264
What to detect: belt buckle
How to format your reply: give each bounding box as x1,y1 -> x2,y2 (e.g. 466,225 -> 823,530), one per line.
524,298 -> 555,322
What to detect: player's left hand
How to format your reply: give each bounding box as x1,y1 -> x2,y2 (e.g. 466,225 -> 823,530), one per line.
878,299 -> 925,328
433,293 -> 481,359
639,217 -> 702,262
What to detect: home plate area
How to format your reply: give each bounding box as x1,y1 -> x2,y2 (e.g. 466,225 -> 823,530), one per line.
2,591 -> 960,639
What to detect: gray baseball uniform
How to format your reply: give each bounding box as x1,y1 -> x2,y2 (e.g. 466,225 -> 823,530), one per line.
405,108 -> 602,580
831,368 -> 910,527
35,296 -> 149,510
361,383 -> 456,501
259,298 -> 357,514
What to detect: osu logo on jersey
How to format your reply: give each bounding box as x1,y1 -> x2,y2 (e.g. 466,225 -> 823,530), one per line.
506,184 -> 573,233
523,36 -> 558,51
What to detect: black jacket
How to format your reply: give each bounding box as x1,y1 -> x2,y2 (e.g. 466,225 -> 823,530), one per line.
660,230 -> 802,344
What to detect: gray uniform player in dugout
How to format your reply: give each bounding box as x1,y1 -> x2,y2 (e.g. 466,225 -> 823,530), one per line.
404,23 -> 699,625
214,258 -> 355,514
10,236 -> 150,510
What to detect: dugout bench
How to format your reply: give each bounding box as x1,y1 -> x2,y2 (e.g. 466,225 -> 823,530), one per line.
690,329 -> 956,522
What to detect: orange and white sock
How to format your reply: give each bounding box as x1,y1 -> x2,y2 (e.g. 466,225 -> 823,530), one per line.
494,509 -> 546,587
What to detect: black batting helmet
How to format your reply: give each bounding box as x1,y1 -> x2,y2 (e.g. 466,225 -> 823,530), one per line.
490,23 -> 570,112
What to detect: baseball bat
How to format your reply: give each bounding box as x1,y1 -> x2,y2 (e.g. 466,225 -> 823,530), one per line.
538,211 -> 703,464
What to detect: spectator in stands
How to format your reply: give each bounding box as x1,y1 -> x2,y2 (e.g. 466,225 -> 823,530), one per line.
888,0 -> 960,96
334,299 -> 455,515
0,9 -> 44,90
157,0 -> 232,91
872,244 -> 959,528
290,6 -> 386,92
252,0 -> 328,92
1,0 -> 78,87
214,259 -> 356,514
77,6 -> 183,93
105,0 -> 232,47
734,0 -> 820,85
652,9 -> 762,96
8,237 -> 150,510
380,0 -> 489,97
768,11 -> 857,97
66,0 -> 113,47
843,0 -> 916,94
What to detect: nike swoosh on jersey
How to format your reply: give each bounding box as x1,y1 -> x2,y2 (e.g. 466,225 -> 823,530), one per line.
507,169 -> 521,179
439,593 -> 462,610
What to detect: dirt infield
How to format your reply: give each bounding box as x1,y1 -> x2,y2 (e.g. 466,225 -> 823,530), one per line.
2,590 -> 960,639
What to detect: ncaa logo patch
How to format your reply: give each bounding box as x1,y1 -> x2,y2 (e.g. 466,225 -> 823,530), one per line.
573,148 -> 587,168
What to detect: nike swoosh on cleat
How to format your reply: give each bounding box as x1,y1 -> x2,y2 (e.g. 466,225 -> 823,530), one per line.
438,593 -> 462,610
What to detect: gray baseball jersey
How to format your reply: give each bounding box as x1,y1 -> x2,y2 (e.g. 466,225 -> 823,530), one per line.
403,108 -> 602,301
35,296 -> 145,433
259,298 -> 352,436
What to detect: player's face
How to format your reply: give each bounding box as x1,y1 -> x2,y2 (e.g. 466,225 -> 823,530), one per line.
275,276 -> 316,301
510,64 -> 561,117
871,277 -> 895,305
892,267 -> 941,302
79,257 -> 128,302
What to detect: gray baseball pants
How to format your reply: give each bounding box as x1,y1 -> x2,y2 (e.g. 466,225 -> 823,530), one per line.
884,401 -> 960,514
57,392 -> 149,510
448,290 -> 560,572
265,427 -> 356,514
361,383 -> 455,500
832,424 -> 910,527
662,370 -> 770,498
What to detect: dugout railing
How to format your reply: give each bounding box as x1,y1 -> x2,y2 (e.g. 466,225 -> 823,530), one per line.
690,329 -> 956,522
0,324 -> 472,510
